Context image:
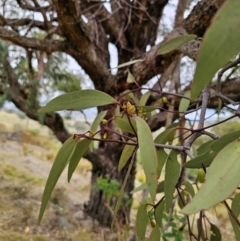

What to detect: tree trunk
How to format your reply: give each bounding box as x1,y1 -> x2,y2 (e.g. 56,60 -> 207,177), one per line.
84,144 -> 136,227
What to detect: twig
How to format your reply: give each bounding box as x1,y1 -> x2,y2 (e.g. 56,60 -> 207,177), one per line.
197,211 -> 203,241
223,200 -> 240,228
154,143 -> 184,151
185,86 -> 210,148
217,55 -> 240,94
201,131 -> 219,140
177,188 -> 197,241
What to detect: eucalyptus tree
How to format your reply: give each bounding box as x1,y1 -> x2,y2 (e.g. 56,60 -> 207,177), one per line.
1,1 -> 240,237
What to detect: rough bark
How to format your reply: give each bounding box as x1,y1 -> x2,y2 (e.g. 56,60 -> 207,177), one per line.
84,145 -> 135,227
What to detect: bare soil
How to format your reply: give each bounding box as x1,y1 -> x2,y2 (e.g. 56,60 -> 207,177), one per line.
0,111 -> 120,241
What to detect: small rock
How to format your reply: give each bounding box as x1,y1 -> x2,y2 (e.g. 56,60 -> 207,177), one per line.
13,199 -> 25,207
58,217 -> 74,231
81,218 -> 93,230
74,210 -> 84,220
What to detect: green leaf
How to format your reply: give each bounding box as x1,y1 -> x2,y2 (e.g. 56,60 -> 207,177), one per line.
210,223 -> 222,241
184,131 -> 240,169
115,115 -> 136,134
135,116 -> 158,201
139,91 -> 152,106
156,148 -> 168,178
155,200 -> 165,228
179,91 -> 191,117
91,111 -> 107,133
154,126 -> 178,144
118,140 -> 136,171
148,225 -> 161,241
178,191 -> 185,209
122,90 -> 140,105
38,90 -> 116,113
156,181 -> 165,193
166,122 -> 179,130
231,193 -> 240,216
197,140 -> 214,155
136,203 -> 148,241
139,106 -> 157,115
183,181 -> 195,197
164,151 -> 180,213
140,106 -> 157,112
110,59 -> 144,70
183,149 -> 216,169
158,34 -> 197,55
229,193 -> 240,240
131,183 -> 148,194
67,139 -> 92,182
127,70 -> 135,83
89,111 -> 107,151
38,137 -> 76,223
182,139 -> 240,215
112,152 -> 135,228
211,130 -> 240,152
191,0 -> 240,99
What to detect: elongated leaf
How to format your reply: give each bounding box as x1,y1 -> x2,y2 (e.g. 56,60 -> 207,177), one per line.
165,151 -> 180,213
183,149 -> 216,169
115,115 -> 136,134
210,223 -> 222,241
136,203 -> 148,241
178,191 -> 186,209
112,153 -> 135,228
139,91 -> 152,106
183,181 -> 195,197
229,193 -> 240,240
179,91 -> 191,117
191,0 -> 240,99
197,140 -> 214,155
38,137 -> 76,223
182,139 -> 240,215
118,140 -> 136,171
156,148 -> 168,178
89,111 -> 107,151
131,183 -> 148,194
68,139 -> 92,182
154,126 -> 178,144
166,122 -> 179,130
156,181 -> 164,193
110,59 -> 144,70
39,90 -> 116,113
139,106 -> 157,114
135,116 -> 158,201
155,200 -> 165,228
148,226 -> 161,241
211,130 -> 240,152
158,34 -> 197,55
91,111 -> 107,133
184,130 -> 240,169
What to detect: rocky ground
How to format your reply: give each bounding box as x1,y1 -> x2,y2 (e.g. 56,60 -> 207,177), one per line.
0,111 -> 125,241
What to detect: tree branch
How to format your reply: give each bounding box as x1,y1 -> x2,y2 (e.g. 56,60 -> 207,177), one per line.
16,0 -> 52,12
0,27 -> 66,53
52,0 -> 112,92
114,0 -> 225,93
0,17 -> 63,36
2,54 -> 70,143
